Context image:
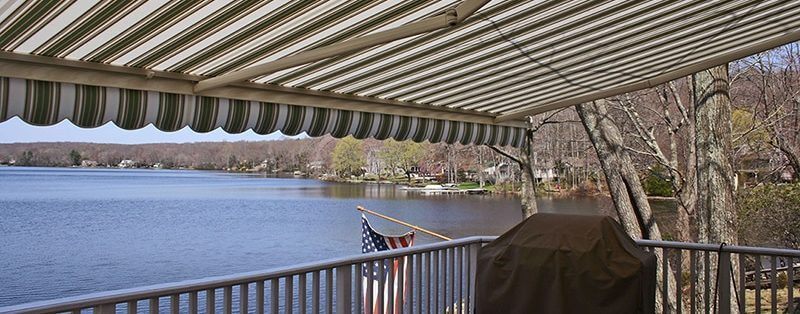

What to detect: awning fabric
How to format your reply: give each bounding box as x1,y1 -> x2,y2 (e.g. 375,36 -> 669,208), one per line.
0,0 -> 798,144
0,77 -> 526,147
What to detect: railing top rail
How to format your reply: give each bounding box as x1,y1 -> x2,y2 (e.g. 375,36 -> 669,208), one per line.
0,236 -> 493,314
635,239 -> 800,257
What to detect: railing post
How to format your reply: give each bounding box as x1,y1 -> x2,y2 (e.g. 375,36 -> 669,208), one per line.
717,251 -> 731,314
150,297 -> 160,314
127,300 -> 138,314
171,294 -> 180,314
336,265 -> 352,313
206,289 -> 215,314
94,303 -> 115,314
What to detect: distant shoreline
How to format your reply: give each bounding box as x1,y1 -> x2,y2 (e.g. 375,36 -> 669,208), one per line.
0,166 -> 680,201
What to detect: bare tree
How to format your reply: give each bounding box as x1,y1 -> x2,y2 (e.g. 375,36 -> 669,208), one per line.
489,109 -> 579,218
693,64 -> 739,312
576,99 -> 678,313
610,80 -> 697,246
732,44 -> 800,182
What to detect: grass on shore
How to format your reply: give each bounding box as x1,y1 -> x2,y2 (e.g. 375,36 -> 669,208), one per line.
457,182 -> 485,189
744,287 -> 799,313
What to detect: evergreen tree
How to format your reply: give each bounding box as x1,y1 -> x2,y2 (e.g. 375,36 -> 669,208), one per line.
69,150 -> 82,166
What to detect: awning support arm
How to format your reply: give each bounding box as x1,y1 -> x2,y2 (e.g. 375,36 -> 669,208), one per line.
193,0 -> 490,93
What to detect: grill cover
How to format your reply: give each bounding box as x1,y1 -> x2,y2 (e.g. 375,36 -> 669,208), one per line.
475,213 -> 656,314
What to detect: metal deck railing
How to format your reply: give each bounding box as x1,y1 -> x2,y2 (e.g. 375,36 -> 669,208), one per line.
638,240 -> 800,314
2,236 -> 799,314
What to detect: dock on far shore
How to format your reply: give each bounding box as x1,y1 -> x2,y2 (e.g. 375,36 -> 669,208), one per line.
401,184 -> 488,195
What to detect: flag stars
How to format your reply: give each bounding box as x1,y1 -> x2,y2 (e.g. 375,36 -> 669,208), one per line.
360,214 -> 414,281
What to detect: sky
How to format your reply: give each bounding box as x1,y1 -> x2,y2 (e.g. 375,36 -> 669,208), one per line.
0,117 -> 300,144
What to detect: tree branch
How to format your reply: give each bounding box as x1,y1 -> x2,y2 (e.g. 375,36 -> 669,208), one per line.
488,145 -> 521,165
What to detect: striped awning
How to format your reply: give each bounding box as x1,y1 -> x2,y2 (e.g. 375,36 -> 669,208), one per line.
0,77 -> 526,147
0,0 -> 798,145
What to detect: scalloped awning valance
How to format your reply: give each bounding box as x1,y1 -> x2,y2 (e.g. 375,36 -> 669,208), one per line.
0,77 -> 526,147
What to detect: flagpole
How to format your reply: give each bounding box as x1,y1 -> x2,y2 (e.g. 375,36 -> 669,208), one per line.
357,206 -> 452,241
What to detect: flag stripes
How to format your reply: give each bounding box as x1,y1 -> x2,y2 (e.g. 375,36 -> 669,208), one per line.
361,214 -> 415,314
0,77 -> 525,147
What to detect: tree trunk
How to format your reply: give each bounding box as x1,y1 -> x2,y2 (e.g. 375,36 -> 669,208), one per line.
677,100 -> 698,272
775,136 -> 800,181
693,64 -> 740,313
519,130 -> 538,218
478,149 -> 486,188
576,100 -> 679,313
490,129 -> 538,218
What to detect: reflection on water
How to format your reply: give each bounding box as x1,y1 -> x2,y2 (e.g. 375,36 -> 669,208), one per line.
0,167 -> 663,307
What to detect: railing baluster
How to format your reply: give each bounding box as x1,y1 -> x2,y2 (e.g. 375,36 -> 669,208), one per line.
675,249 -> 682,314
271,278 -> 279,314
425,252 -> 431,314
298,274 -> 307,314
127,300 -> 138,314
397,257 -> 405,314
449,247 -> 455,314
94,303 -> 115,314
788,257 -> 794,314
378,260 -> 385,314
433,250 -> 439,313
457,246 -> 463,314
690,250 -> 696,314
170,294 -> 179,314
240,283 -> 249,314
326,269 -> 333,314
416,253 -> 422,314
388,258 -> 395,314
206,289 -> 215,314
355,263 -> 362,314
468,243 -> 479,314
366,263 -> 373,314
662,248 -> 668,314
755,254 -> 762,313
150,297 -> 159,314
285,275 -> 294,314
442,248 -> 448,314
256,281 -> 265,314
189,291 -> 198,314
738,254 -> 746,314
770,256 -> 777,314
313,271 -> 321,314
406,255 -> 412,314
224,286 -> 233,314
335,266 -> 351,314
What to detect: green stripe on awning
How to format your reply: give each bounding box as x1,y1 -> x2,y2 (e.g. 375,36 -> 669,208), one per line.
0,77 -> 525,147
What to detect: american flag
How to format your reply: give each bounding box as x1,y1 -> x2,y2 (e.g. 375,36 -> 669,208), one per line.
361,214 -> 415,314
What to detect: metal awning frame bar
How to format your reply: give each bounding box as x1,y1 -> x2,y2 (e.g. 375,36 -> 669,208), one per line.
193,0 -> 491,92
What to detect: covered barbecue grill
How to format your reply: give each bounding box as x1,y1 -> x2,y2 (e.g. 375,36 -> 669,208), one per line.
475,213 -> 656,314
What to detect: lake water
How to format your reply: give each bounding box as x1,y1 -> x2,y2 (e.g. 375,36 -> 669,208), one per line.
0,167 -> 613,307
